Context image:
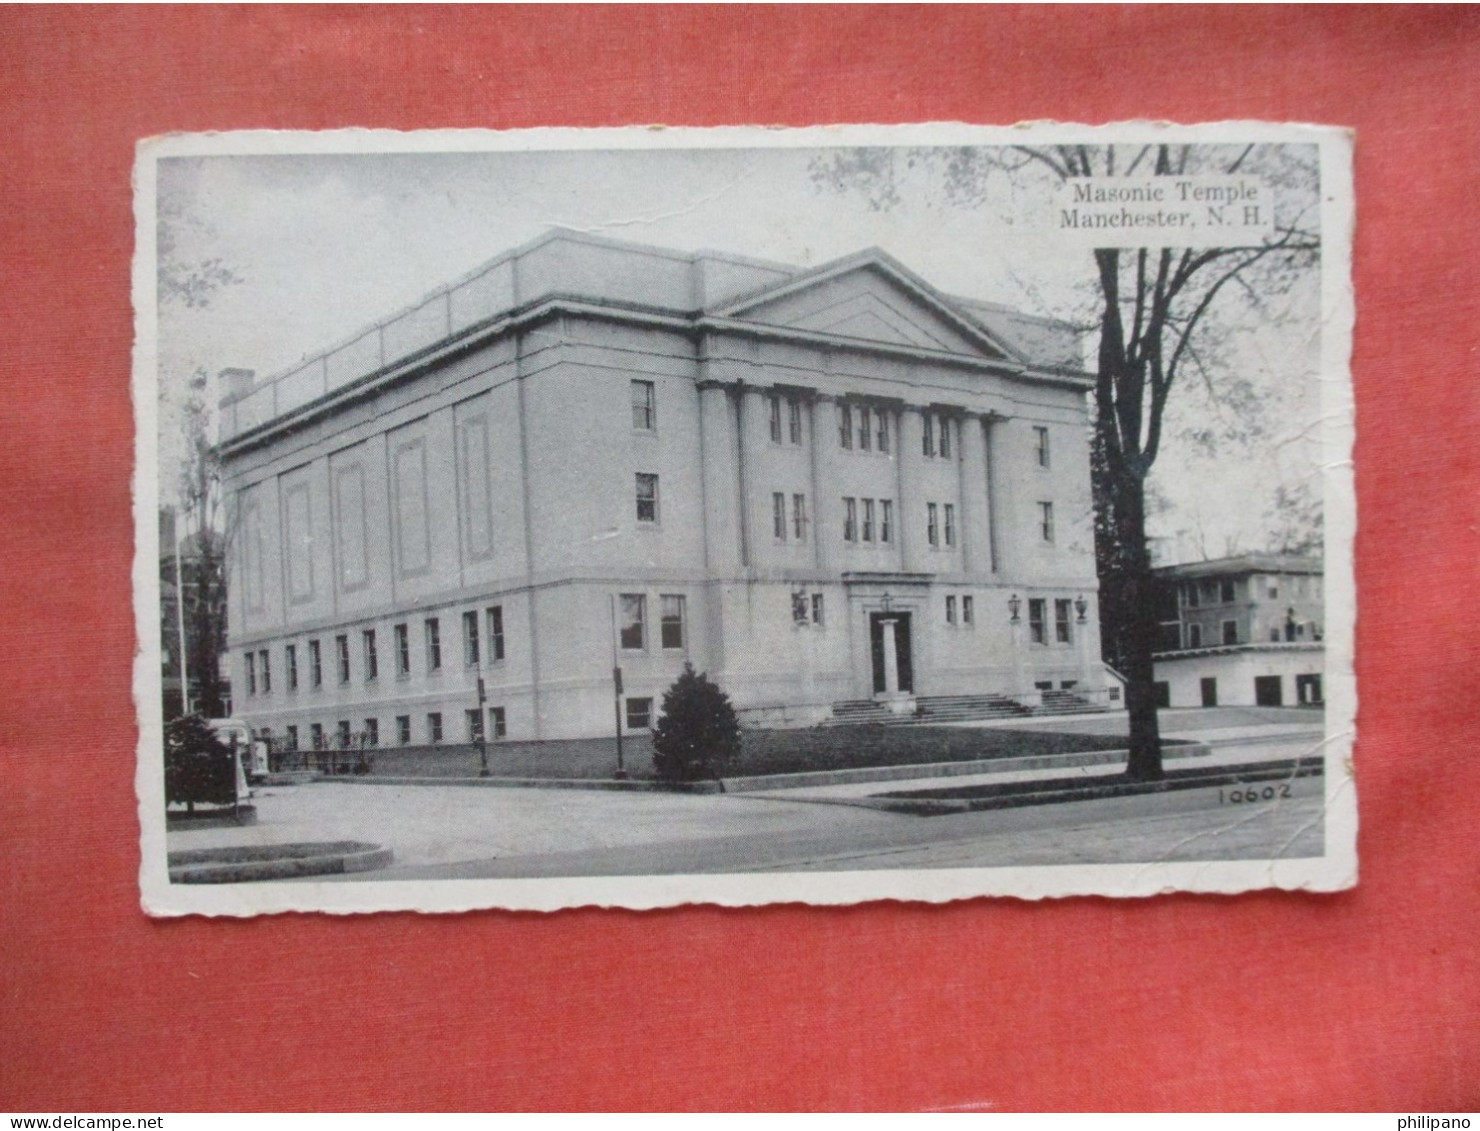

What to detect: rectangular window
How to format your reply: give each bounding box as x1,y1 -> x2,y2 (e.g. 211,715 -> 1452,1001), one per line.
1028,598 -> 1047,644
309,639 -> 322,688
635,473 -> 659,523
939,416 -> 951,458
1268,584 -> 1279,599
880,499 -> 893,544
285,725 -> 299,751
773,492 -> 787,540
1220,578 -> 1236,603
1055,598 -> 1073,643
962,595 -> 974,624
1039,501 -> 1055,543
862,498 -> 875,543
462,610 -> 480,666
427,712 -> 443,744
838,403 -> 853,450
487,605 -> 504,662
395,623 -> 410,675
631,380 -> 655,431
811,593 -> 824,625
922,413 -> 934,457
466,708 -> 484,743
625,697 -> 654,730
944,504 -> 956,547
1222,619 -> 1239,645
792,493 -> 807,541
309,723 -> 323,750
335,635 -> 350,683
490,706 -> 507,739
362,630 -> 377,681
769,395 -> 782,443
1186,583 -> 1200,608
877,412 -> 890,453
660,595 -> 685,650
619,594 -> 646,650
789,398 -> 803,445
1270,627 -> 1281,642
396,715 -> 411,745
946,595 -> 957,624
1188,623 -> 1203,649
927,502 -> 939,547
843,497 -> 857,542
258,649 -> 270,694
792,590 -> 809,623
286,644 -> 298,691
858,406 -> 872,451
425,618 -> 441,671
245,652 -> 256,696
364,718 -> 378,747
1034,425 -> 1051,467
336,720 -> 351,749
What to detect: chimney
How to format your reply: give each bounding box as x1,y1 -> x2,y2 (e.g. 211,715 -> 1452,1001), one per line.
219,367 -> 256,403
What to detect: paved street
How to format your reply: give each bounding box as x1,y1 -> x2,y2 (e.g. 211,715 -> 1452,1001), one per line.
166,716 -> 1328,880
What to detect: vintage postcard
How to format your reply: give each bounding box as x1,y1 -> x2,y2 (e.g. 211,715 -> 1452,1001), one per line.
134,122 -> 1356,915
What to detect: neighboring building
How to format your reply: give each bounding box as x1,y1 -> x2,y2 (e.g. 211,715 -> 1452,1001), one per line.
1152,554 -> 1324,708
217,229 -> 1108,748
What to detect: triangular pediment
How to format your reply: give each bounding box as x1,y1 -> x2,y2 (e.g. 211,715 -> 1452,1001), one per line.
712,254 -> 1018,361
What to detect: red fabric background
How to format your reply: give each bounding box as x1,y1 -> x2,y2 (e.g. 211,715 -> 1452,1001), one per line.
2,5 -> 1477,1112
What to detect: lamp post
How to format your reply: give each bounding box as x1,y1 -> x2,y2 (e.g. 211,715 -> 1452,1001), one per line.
1007,593 -> 1025,698
476,664 -> 489,778
609,593 -> 628,780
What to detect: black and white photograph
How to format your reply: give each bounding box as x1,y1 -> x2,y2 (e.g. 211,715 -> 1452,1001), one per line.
134,122 -> 1356,914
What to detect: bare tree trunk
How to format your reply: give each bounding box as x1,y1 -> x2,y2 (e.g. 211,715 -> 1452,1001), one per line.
1112,468 -> 1164,781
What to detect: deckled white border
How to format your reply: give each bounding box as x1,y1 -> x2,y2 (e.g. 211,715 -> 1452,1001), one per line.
133,121 -> 1357,916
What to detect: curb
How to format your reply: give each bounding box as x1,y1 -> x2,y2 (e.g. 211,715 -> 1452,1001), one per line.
166,805 -> 258,831
316,774 -> 723,793
168,841 -> 394,883
721,743 -> 1212,793
283,744 -> 1212,794
861,759 -> 1325,817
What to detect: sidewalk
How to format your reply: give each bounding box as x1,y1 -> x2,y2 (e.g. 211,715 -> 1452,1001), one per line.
740,733 -> 1321,803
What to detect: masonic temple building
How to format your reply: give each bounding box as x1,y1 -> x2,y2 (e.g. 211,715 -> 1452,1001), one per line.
218,229 -> 1107,748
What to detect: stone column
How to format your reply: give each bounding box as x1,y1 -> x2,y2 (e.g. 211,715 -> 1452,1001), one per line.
984,415 -> 1012,579
735,384 -> 768,570
958,411 -> 991,577
810,394 -> 838,573
897,408 -> 926,573
698,379 -> 743,572
880,617 -> 900,694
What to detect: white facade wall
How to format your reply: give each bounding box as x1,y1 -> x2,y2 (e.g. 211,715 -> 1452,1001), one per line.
1154,646 -> 1325,708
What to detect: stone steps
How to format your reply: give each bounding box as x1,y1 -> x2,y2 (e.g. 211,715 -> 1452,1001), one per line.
826,691 -> 1108,726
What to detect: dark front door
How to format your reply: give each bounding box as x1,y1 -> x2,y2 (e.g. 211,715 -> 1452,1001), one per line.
1254,675 -> 1284,706
1200,677 -> 1218,707
868,612 -> 914,695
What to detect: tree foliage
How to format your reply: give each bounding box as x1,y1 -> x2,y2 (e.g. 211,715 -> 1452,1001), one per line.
1265,480 -> 1324,556
157,185 -> 244,719
166,370 -> 233,718
164,714 -> 237,809
651,664 -> 742,784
